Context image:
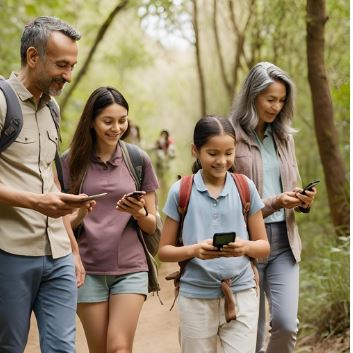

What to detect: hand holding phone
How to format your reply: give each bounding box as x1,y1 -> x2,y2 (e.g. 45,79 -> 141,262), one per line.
213,232 -> 236,250
301,180 -> 320,194
79,192 -> 108,202
125,191 -> 146,200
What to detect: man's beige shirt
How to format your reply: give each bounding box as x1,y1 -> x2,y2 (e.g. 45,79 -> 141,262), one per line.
0,73 -> 71,258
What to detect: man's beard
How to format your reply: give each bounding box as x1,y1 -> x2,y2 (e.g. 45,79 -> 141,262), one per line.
38,77 -> 66,97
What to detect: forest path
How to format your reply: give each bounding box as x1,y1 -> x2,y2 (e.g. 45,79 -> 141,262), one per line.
24,262 -> 180,353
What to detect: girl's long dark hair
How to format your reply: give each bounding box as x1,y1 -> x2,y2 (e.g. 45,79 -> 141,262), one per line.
69,87 -> 129,194
192,115 -> 236,173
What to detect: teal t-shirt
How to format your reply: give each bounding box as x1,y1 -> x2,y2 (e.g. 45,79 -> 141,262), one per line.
163,170 -> 264,299
254,125 -> 285,223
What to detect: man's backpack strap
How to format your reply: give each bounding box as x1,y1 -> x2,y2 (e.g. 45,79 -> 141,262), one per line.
0,80 -> 64,190
0,79 -> 23,152
119,140 -> 144,190
231,173 -> 251,219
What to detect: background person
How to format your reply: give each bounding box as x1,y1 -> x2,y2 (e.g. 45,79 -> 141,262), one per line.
229,62 -> 317,353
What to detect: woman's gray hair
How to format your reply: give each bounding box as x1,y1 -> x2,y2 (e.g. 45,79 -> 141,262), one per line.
229,62 -> 296,138
20,16 -> 81,66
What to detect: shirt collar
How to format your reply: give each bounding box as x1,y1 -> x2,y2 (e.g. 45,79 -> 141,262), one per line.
193,170 -> 233,197
9,72 -> 52,108
92,143 -> 123,166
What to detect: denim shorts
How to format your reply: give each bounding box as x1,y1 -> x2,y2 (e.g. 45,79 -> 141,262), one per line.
77,271 -> 148,303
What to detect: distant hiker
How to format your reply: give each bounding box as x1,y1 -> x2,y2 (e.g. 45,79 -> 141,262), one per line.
229,62 -> 317,353
61,86 -> 159,353
159,115 -> 269,353
124,121 -> 141,145
155,129 -> 175,169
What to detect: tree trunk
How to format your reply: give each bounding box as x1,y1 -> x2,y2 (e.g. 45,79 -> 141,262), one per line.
306,0 -> 349,235
191,0 -> 206,117
59,0 -> 129,119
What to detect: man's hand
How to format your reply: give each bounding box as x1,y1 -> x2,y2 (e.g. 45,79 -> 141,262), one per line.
33,192 -> 94,218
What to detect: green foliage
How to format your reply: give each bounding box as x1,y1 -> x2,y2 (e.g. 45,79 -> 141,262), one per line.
299,226 -> 349,337
0,1 -> 349,342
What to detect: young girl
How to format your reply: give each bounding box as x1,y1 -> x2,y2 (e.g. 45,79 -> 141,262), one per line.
158,115 -> 270,353
229,62 -> 317,353
61,87 -> 159,353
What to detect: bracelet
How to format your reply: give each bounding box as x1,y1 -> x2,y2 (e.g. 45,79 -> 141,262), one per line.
134,207 -> 148,221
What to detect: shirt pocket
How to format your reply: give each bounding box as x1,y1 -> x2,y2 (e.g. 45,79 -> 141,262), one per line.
10,129 -> 38,164
44,129 -> 58,164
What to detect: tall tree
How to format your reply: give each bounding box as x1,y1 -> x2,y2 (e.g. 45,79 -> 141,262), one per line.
59,0 -> 129,118
306,0 -> 349,235
191,0 -> 206,116
211,0 -> 253,101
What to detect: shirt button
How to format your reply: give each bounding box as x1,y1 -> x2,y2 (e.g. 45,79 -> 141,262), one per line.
214,203 -> 217,207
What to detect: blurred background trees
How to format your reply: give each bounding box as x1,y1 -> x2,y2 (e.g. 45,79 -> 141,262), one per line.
0,0 -> 349,349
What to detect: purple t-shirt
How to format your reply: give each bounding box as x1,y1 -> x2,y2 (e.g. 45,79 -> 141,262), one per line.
62,144 -> 159,275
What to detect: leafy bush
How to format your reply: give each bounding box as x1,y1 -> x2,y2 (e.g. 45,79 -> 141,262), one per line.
299,218 -> 349,338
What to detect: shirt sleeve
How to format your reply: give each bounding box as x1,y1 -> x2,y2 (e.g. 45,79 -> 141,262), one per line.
162,180 -> 181,222
141,150 -> 160,192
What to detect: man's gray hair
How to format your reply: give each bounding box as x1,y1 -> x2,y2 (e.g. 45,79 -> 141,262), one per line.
229,62 -> 296,138
20,16 -> 81,66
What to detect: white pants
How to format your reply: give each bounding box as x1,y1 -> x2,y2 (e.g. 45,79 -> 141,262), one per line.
179,288 -> 259,353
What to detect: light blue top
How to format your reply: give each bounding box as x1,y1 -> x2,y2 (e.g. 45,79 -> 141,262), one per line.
253,125 -> 285,223
163,170 -> 264,298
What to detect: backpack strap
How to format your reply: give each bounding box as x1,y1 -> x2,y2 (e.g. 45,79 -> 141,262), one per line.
0,79 -> 23,153
119,140 -> 144,190
231,173 -> 251,221
46,100 -> 64,191
0,80 -> 65,191
176,175 -> 194,247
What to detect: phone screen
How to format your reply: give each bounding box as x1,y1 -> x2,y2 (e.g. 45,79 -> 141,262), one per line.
213,232 -> 236,249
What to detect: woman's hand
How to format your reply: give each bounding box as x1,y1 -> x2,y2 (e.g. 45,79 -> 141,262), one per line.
276,191 -> 302,209
70,198 -> 95,230
72,249 -> 86,288
116,194 -> 147,219
294,187 -> 317,209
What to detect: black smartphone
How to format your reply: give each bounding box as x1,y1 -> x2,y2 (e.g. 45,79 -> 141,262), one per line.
301,180 -> 320,194
125,191 -> 146,200
79,192 -> 108,202
213,232 -> 236,249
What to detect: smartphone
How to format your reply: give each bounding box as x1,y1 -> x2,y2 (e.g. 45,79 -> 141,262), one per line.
213,232 -> 236,249
125,191 -> 146,200
79,192 -> 108,202
301,180 -> 320,194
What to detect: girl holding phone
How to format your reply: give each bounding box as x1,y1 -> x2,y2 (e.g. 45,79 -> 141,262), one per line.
61,87 -> 159,353
229,62 -> 317,353
158,115 -> 270,353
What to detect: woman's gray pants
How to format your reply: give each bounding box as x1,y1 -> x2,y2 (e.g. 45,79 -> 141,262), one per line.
256,221 -> 299,353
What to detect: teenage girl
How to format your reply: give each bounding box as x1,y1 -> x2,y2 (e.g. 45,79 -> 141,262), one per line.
158,115 -> 270,353
229,62 -> 317,353
61,87 -> 159,353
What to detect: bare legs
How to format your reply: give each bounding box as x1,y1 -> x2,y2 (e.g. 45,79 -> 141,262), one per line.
77,294 -> 145,353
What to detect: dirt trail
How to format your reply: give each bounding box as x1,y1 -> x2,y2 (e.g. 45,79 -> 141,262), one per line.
24,262 -> 180,353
